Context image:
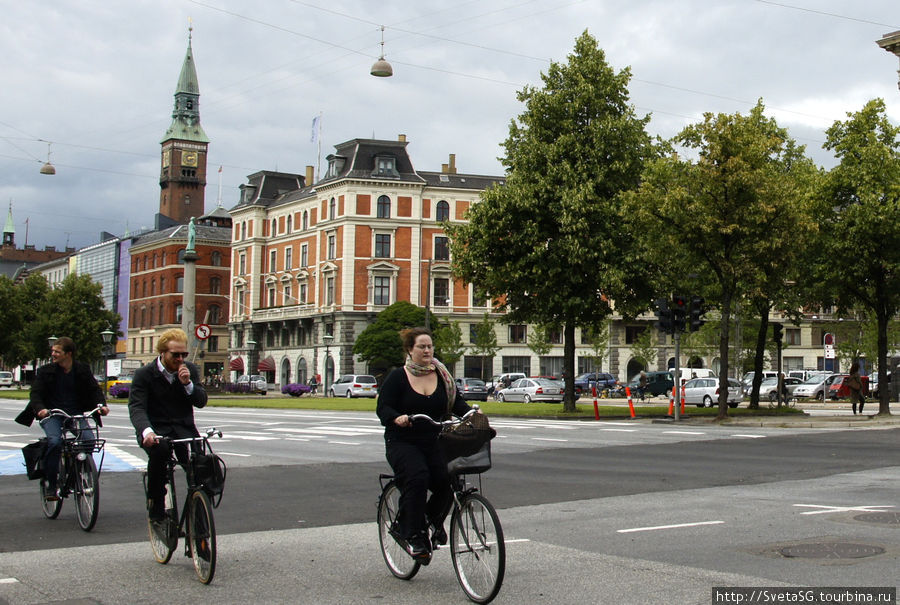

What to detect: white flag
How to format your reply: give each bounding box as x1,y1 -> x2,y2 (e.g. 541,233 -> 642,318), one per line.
310,116 -> 321,144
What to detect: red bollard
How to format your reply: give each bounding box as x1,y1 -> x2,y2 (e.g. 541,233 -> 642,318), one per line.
592,384 -> 600,420
625,386 -> 636,418
681,384 -> 686,414
667,386 -> 675,416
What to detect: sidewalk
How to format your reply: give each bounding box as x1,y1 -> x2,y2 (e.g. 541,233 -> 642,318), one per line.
666,411 -> 900,429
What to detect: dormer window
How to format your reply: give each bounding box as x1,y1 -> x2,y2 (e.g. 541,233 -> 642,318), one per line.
327,155 -> 346,178
373,155 -> 399,178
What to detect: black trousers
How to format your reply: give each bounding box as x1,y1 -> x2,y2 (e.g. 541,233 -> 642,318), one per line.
386,438 -> 452,540
141,427 -> 196,507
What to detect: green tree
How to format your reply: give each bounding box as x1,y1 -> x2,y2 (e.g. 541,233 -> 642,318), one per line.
446,31 -> 657,412
629,327 -> 656,369
469,314 -> 499,381
433,321 -> 465,373
42,274 -> 120,364
353,301 -> 427,377
583,320 -> 610,372
626,101 -> 816,418
0,275 -> 21,368
10,274 -> 51,368
812,99 -> 900,415
527,324 -> 553,357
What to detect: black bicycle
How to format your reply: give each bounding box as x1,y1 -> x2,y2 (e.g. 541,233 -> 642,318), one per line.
143,428 -> 225,584
377,409 -> 505,604
38,407 -> 106,531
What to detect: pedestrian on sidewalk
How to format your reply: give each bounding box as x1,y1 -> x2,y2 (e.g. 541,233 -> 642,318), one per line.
846,362 -> 865,415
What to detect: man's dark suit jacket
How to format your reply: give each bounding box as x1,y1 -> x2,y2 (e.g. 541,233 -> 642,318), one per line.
128,358 -> 208,443
15,360 -> 104,427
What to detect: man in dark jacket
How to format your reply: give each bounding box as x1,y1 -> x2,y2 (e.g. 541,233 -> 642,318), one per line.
24,336 -> 108,500
128,328 -> 207,522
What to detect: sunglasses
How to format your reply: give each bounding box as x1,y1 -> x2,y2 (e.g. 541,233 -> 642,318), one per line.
168,351 -> 189,359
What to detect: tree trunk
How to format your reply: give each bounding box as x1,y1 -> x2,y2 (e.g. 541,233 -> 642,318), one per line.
716,291 -> 733,420
563,322 -> 577,413
876,302 -> 892,415
748,314 -> 769,410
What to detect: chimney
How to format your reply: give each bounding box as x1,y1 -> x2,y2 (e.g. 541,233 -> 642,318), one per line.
398,134 -> 407,142
441,163 -> 449,173
305,165 -> 315,186
448,153 -> 457,174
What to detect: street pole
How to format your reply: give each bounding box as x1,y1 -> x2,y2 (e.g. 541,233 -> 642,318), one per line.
673,331 -> 681,421
323,334 -> 333,396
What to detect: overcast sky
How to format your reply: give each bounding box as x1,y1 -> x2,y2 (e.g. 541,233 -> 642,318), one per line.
2,0 -> 898,251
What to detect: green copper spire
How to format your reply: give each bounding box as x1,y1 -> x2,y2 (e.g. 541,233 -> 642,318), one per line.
3,202 -> 14,235
162,28 -> 209,143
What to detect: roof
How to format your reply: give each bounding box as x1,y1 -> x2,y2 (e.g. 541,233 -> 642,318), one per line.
419,171 -> 505,192
132,223 -> 231,248
317,139 -> 425,186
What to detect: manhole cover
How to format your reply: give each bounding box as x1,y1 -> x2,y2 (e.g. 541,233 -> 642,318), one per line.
854,512 -> 900,525
780,542 -> 885,559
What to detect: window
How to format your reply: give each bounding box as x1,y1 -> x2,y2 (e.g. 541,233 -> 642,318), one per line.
434,236 -> 449,261
625,325 -> 647,344
175,304 -> 183,323
271,218 -> 277,236
268,287 -> 276,307
326,276 -> 335,306
327,234 -> 336,260
209,276 -> 220,295
374,156 -> 397,177
301,244 -> 308,267
377,195 -> 391,218
472,290 -> 487,308
436,200 -> 450,222
329,198 -> 336,221
284,285 -> 292,304
208,304 -> 221,324
433,278 -> 450,307
299,283 -> 307,304
469,324 -> 478,344
176,276 -> 184,293
302,211 -> 308,231
285,247 -> 293,270
211,251 -> 222,266
239,253 -> 246,275
286,216 -> 292,233
150,280 -> 156,296
374,276 -> 390,305
786,328 -> 801,346
241,222 -> 247,240
509,325 -> 527,343
375,234 -> 391,258
549,329 -> 562,344
207,336 -> 219,353
177,249 -> 185,264
269,250 -> 277,273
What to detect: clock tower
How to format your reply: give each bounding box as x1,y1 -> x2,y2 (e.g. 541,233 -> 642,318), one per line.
159,28 -> 210,225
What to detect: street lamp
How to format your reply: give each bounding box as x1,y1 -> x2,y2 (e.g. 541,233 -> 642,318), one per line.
101,328 -> 114,394
323,334 -> 334,396
246,339 -> 257,380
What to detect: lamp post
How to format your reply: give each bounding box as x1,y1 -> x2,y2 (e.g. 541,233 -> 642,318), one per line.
101,328 -> 114,395
246,339 -> 257,380
323,334 -> 333,396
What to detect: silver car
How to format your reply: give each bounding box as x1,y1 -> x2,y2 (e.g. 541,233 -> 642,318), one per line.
329,374 -> 378,398
237,374 -> 267,394
760,376 -> 803,402
496,377 -> 564,403
791,374 -> 834,401
683,377 -> 743,408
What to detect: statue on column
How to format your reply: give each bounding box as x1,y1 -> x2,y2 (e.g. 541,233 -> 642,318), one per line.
187,217 -> 197,253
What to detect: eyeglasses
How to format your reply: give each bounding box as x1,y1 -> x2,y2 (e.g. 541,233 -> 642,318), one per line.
168,351 -> 189,359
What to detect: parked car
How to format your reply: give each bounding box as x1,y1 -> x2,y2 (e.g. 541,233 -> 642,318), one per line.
683,377 -> 743,408
455,377 -> 489,401
828,374 -> 869,400
616,371 -> 674,398
792,374 -> 835,401
0,371 -> 14,387
573,372 -> 617,396
740,371 -> 779,395
329,374 -> 378,398
787,369 -> 830,382
496,377 -> 564,403
759,376 -> 803,402
237,374 -> 268,394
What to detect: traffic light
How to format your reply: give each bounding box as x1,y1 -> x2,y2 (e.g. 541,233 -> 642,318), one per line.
671,295 -> 688,333
689,296 -> 705,332
655,298 -> 673,334
772,323 -> 783,344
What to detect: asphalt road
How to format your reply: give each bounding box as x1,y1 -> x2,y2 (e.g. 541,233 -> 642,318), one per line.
1,401 -> 899,604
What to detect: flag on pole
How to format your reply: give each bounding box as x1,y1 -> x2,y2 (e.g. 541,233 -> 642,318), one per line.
310,115 -> 321,144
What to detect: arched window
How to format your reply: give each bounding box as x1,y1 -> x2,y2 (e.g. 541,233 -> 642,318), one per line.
377,195 -> 391,218
302,211 -> 308,231
211,251 -> 222,266
241,221 -> 247,240
210,276 -> 221,295
176,275 -> 184,293
271,218 -> 277,236
286,216 -> 292,233
436,200 -> 450,222
208,304 -> 221,324
329,197 -> 336,220
150,280 -> 156,296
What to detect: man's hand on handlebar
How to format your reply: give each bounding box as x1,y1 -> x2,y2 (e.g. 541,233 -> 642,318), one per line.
393,414 -> 411,428
142,432 -> 159,448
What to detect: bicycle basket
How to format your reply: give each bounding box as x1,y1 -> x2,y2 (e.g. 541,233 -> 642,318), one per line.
439,412 -> 496,461
446,441 -> 491,475
192,452 -> 227,506
21,438 -> 48,480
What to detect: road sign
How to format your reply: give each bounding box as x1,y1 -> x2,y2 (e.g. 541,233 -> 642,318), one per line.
824,344 -> 835,359
194,324 -> 211,340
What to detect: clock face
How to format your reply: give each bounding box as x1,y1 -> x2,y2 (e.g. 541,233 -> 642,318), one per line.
182,151 -> 198,167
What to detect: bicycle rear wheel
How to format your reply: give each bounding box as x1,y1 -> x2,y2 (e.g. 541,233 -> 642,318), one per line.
450,493 -> 505,604
39,478 -> 62,519
377,480 -> 420,580
74,455 -> 99,531
188,489 -> 216,584
147,475 -> 177,564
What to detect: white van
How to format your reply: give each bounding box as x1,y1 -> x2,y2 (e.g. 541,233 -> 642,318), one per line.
672,368 -> 715,382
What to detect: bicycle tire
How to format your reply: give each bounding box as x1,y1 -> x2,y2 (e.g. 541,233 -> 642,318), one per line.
74,455 -> 99,531
377,480 -> 420,580
147,475 -> 177,564
450,492 -> 505,604
188,489 -> 217,584
39,477 -> 62,519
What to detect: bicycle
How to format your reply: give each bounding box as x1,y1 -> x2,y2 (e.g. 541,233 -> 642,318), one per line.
143,428 -> 225,584
377,409 -> 505,604
38,407 -> 106,531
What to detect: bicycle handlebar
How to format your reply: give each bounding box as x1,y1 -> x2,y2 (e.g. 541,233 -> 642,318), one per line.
164,428 -> 224,444
39,405 -> 107,425
409,405 -> 479,427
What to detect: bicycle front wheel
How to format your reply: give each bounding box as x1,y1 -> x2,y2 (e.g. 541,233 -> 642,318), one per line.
39,478 -> 62,519
74,455 -> 99,531
147,475 -> 177,564
377,480 -> 420,580
188,489 -> 217,584
450,493 -> 506,604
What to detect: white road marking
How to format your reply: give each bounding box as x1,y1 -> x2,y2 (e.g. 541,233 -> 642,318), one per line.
328,441 -> 360,446
218,452 -> 251,457
794,504 -> 894,515
601,428 -> 636,433
618,520 -> 724,533
731,434 -> 766,439
532,437 -> 567,442
105,445 -> 146,468
662,431 -> 705,435
0,578 -> 19,584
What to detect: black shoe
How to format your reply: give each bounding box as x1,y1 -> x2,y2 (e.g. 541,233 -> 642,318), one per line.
148,497 -> 166,522
431,524 -> 448,548
405,536 -> 432,564
44,485 -> 60,502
